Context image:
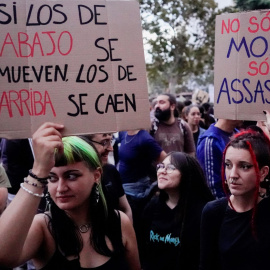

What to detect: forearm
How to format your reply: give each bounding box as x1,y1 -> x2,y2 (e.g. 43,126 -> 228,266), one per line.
0,123 -> 64,265
0,122 -> 64,266
0,188 -> 8,215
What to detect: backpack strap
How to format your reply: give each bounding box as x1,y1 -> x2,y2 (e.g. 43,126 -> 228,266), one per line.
150,119 -> 159,137
151,118 -> 186,137
178,118 -> 187,136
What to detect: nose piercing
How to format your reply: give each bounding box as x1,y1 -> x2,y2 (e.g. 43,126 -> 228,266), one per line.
229,178 -> 236,184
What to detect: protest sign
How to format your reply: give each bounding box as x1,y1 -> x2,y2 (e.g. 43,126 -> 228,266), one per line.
0,0 -> 150,139
215,10 -> 270,121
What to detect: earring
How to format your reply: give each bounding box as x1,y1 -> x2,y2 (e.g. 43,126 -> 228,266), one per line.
94,183 -> 100,204
45,192 -> 53,212
259,177 -> 270,198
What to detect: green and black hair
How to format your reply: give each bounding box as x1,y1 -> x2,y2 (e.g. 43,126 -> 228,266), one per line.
47,136 -> 124,257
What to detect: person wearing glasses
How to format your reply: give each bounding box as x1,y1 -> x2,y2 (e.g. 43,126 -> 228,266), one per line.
139,152 -> 213,270
81,133 -> 133,223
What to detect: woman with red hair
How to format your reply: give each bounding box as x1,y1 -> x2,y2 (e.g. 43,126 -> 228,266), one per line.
200,128 -> 270,270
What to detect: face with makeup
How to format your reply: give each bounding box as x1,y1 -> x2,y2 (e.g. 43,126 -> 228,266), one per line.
48,161 -> 101,211
224,146 -> 267,199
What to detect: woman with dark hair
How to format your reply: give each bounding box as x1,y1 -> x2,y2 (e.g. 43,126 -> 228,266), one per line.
200,102 -> 216,129
0,122 -> 140,270
200,128 -> 270,270
139,152 -> 213,270
184,104 -> 205,148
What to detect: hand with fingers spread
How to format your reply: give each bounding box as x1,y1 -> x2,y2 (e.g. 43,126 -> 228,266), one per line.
32,122 -> 64,178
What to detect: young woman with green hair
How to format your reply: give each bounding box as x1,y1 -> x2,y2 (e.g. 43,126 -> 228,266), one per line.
0,122 -> 140,270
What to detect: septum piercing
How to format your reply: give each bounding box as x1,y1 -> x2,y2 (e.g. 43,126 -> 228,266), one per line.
229,178 -> 236,184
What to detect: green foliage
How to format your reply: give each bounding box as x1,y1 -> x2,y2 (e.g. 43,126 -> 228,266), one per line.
140,0 -> 220,93
234,0 -> 270,10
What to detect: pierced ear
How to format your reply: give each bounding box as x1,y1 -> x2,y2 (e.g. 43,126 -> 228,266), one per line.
260,166 -> 269,181
93,167 -> 102,184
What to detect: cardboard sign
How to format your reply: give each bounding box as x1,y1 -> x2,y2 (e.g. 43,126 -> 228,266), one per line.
215,10 -> 270,121
0,0 -> 150,139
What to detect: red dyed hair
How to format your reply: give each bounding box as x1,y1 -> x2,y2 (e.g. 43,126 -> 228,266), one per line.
221,128 -> 270,238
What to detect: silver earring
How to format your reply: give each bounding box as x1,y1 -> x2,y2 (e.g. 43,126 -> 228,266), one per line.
95,184 -> 100,204
45,192 -> 53,212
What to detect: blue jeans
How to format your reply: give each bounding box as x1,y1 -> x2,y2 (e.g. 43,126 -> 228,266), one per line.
123,177 -> 157,200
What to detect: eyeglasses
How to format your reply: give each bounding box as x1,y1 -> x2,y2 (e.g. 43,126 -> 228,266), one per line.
89,139 -> 115,148
156,163 -> 176,174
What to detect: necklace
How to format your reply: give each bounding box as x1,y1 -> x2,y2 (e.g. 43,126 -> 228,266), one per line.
78,224 -> 90,233
125,132 -> 138,144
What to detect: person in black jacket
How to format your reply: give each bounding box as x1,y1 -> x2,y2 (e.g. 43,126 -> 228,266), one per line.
200,128 -> 270,270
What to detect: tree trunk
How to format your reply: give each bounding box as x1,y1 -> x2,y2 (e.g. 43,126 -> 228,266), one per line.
169,76 -> 177,94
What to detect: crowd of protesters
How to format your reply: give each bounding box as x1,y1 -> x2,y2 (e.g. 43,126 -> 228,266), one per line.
0,92 -> 270,270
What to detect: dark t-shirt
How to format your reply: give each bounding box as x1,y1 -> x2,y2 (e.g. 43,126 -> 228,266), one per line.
102,164 -> 125,210
140,196 -> 205,270
200,196 -> 270,270
193,129 -> 200,147
118,130 -> 162,184
1,139 -> 34,194
153,119 -> 195,154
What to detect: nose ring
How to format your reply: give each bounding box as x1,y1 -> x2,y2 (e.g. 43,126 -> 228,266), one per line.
229,178 -> 236,184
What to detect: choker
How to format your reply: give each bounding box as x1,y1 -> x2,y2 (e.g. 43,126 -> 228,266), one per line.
78,224 -> 90,233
